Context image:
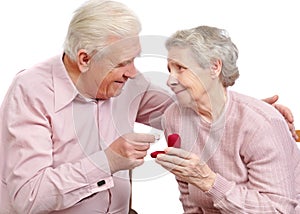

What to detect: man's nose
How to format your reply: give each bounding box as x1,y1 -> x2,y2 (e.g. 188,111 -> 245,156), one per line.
167,74 -> 178,87
124,63 -> 137,78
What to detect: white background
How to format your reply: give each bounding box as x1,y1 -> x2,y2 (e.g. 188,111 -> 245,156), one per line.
0,1 -> 299,213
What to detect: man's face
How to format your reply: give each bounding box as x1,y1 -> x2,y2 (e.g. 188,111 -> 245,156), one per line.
84,36 -> 141,100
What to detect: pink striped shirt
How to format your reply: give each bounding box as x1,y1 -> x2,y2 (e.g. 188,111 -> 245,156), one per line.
163,90 -> 300,213
0,55 -> 172,213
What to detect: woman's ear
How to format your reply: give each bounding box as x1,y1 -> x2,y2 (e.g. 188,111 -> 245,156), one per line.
77,49 -> 91,73
210,59 -> 222,79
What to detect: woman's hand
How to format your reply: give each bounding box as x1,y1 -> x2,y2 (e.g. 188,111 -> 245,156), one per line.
155,147 -> 216,192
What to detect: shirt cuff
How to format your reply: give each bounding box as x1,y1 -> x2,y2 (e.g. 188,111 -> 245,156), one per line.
205,173 -> 234,203
82,151 -> 114,193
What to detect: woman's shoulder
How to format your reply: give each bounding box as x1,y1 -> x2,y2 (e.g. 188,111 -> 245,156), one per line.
228,90 -> 284,123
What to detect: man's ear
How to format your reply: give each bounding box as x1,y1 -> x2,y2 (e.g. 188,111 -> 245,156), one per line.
210,59 -> 222,79
77,49 -> 91,73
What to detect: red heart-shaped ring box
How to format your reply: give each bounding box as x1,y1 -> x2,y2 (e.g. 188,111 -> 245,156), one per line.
150,133 -> 181,158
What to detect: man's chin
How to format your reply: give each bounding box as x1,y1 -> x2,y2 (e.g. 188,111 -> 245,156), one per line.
112,88 -> 123,97
96,88 -> 123,100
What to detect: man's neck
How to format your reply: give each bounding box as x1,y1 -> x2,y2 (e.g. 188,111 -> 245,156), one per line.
62,53 -> 81,85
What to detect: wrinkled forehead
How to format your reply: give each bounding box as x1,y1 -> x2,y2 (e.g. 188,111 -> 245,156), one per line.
103,36 -> 141,58
167,46 -> 195,65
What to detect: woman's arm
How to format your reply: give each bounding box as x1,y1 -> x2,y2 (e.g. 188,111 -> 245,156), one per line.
156,119 -> 299,213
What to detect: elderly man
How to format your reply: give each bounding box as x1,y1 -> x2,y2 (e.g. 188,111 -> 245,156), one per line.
0,0 -> 296,213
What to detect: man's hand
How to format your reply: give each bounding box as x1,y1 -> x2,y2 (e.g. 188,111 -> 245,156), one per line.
262,95 -> 297,140
105,133 -> 155,174
262,94 -> 279,105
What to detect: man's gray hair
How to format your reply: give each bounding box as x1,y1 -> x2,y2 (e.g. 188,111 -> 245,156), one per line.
63,0 -> 142,61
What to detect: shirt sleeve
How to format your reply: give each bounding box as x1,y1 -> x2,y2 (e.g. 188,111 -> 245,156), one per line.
136,82 -> 174,130
206,118 -> 298,213
0,77 -> 113,213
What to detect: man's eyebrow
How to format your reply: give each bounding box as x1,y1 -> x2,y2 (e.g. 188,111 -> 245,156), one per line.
116,57 -> 135,67
124,51 -> 141,62
116,49 -> 141,66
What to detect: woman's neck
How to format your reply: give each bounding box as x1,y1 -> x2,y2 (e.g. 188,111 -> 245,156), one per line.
194,85 -> 227,123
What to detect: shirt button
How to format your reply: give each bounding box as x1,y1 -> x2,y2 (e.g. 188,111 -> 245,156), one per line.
97,180 -> 106,187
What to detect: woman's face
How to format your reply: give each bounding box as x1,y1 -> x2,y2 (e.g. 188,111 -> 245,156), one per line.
167,47 -> 212,110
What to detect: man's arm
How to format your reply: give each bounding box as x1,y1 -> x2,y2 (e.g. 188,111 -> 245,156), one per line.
0,78 -> 113,213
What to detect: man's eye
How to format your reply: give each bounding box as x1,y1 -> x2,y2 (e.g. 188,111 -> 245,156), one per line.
117,62 -> 126,67
116,61 -> 128,67
177,64 -> 187,71
116,59 -> 134,68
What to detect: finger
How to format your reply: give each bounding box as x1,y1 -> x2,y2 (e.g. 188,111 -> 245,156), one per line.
131,142 -> 150,151
133,150 -> 148,159
155,158 -> 178,171
156,153 -> 189,167
262,95 -> 278,105
125,150 -> 147,160
165,147 -> 192,159
156,158 -> 186,175
292,131 -> 298,141
288,122 -> 298,140
275,104 -> 294,123
125,133 -> 156,143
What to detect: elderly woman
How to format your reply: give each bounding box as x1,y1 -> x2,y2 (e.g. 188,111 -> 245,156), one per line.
155,26 -> 300,213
